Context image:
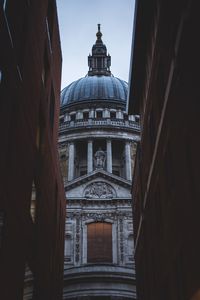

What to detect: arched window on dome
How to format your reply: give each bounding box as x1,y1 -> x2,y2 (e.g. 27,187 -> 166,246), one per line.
110,111 -> 116,119
87,222 -> 112,263
83,111 -> 89,120
124,113 -> 128,120
96,111 -> 103,119
70,113 -> 76,121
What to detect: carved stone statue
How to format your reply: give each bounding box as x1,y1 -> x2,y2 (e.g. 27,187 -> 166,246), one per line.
94,147 -> 106,169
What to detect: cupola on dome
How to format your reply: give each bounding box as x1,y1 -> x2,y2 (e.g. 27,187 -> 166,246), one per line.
60,24 -> 128,108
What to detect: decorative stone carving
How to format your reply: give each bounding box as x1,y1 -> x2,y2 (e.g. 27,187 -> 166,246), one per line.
75,217 -> 80,263
89,213 -> 106,222
119,217 -> 124,262
94,148 -> 106,169
84,182 -> 115,199
66,210 -> 132,220
67,198 -> 132,209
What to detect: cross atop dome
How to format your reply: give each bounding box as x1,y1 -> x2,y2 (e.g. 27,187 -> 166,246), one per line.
88,24 -> 111,76
96,24 -> 103,43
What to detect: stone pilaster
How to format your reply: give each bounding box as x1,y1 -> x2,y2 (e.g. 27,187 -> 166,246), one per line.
68,142 -> 75,181
89,108 -> 95,118
106,139 -> 112,173
125,141 -> 132,181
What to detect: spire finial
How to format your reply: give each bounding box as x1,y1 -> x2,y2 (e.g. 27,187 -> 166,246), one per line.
96,23 -> 102,42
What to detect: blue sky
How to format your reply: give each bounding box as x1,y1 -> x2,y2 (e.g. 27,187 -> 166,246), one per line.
56,0 -> 135,89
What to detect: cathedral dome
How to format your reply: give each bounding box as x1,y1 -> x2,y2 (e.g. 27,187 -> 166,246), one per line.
60,24 -> 128,108
60,75 -> 128,107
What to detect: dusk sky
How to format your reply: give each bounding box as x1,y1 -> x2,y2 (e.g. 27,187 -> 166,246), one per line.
56,0 -> 135,90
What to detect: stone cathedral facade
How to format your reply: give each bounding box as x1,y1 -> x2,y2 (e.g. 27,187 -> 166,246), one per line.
58,25 -> 139,300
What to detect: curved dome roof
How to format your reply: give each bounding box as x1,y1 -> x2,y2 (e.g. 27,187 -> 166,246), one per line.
60,76 -> 128,107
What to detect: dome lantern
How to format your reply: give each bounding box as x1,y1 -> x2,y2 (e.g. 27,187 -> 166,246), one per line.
88,24 -> 111,76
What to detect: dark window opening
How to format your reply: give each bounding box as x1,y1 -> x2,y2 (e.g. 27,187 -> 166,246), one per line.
83,112 -> 89,120
70,114 -> 76,121
75,141 -> 87,177
124,114 -> 128,120
112,140 -> 124,178
135,115 -> 140,123
113,170 -> 120,176
110,111 -> 116,119
97,58 -> 102,69
80,169 -> 87,176
96,111 -> 102,119
87,222 -> 112,263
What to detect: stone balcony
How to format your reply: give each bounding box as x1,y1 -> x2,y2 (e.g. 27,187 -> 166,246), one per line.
59,118 -> 140,133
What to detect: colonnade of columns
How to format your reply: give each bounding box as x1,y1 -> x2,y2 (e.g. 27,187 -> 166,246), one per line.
67,140 -> 132,181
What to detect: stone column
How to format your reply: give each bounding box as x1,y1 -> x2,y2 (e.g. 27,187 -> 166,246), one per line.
116,110 -> 123,119
89,108 -> 95,118
64,113 -> 70,121
106,139 -> 112,173
104,108 -> 110,118
87,140 -> 93,174
125,141 -> 132,180
76,110 -> 83,120
68,142 -> 75,181
128,115 -> 135,121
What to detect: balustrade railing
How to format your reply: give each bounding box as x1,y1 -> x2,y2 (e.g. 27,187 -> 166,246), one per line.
59,118 -> 140,131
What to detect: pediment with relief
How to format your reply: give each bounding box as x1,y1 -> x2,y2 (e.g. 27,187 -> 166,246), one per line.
65,169 -> 131,198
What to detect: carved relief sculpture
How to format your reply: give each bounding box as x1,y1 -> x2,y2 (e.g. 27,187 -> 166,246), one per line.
84,182 -> 115,199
